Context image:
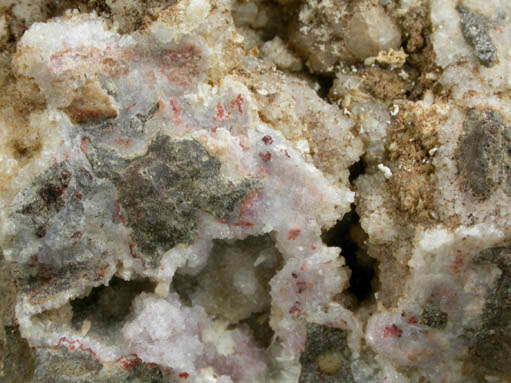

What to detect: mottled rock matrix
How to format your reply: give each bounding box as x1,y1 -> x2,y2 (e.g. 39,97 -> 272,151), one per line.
1,0 -> 511,383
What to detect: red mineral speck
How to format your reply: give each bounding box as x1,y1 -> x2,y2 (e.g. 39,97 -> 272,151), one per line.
408,316 -> 418,324
450,255 -> 464,273
339,318 -> 349,327
114,201 -> 127,226
289,301 -> 302,315
287,229 -> 301,240
383,324 -> 403,338
215,103 -> 230,120
127,243 -> 146,267
259,151 -> 272,162
240,192 -> 262,217
262,135 -> 274,145
296,281 -> 313,294
125,103 -> 136,113
54,337 -> 99,360
170,98 -> 182,126
129,243 -> 136,259
179,372 -> 190,379
280,148 -> 290,158
80,137 -> 89,153
291,272 -> 298,279
114,137 -> 132,148
120,356 -> 141,371
231,94 -> 244,113
239,141 -> 250,151
159,46 -> 201,88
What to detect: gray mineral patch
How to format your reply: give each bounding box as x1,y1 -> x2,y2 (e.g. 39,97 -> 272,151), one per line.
456,4 -> 497,67
31,347 -> 173,383
456,109 -> 511,199
11,160 -> 119,266
87,134 -> 260,267
82,103 -> 160,142
299,323 -> 355,383
19,260 -> 113,307
420,301 -> 448,329
5,159 -> 122,303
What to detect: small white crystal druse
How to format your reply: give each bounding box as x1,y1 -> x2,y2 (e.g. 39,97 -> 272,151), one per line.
0,0 -> 511,382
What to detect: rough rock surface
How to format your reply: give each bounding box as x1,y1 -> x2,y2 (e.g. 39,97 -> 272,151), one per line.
1,1 -> 511,383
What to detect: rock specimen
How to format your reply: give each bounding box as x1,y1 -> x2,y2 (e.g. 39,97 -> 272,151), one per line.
0,0 -> 510,382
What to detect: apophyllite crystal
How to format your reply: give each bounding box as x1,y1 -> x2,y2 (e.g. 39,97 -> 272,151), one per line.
1,0 -> 511,382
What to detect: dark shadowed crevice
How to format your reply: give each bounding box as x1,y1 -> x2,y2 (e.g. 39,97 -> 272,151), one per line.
239,311 -> 274,349
171,272 -> 198,307
348,158 -> 367,183
315,75 -> 335,100
322,205 -> 375,305
70,276 -> 155,334
44,1 -> 112,18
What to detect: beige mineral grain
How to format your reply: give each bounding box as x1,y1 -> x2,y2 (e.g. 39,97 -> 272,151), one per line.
345,3 -> 401,61
261,36 -> 303,72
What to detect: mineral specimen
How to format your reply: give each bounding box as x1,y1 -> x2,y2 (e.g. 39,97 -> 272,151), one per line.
1,0 -> 511,382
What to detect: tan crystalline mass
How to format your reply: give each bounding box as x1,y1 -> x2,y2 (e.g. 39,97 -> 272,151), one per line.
1,0 -> 511,383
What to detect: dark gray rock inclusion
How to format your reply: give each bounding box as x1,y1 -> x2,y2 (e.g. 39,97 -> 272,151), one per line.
456,4 -> 497,67
456,109 -> 511,199
86,133 -> 259,266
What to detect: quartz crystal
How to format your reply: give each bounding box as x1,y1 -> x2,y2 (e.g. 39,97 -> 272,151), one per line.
0,1 -> 510,382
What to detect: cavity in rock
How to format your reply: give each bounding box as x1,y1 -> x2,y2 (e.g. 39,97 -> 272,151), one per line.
176,234 -> 282,324
70,276 -> 155,339
322,206 -> 375,305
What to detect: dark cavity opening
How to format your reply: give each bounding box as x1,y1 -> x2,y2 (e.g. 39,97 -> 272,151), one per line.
322,205 -> 375,304
348,158 -> 367,183
70,276 -> 155,336
315,75 -> 335,100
